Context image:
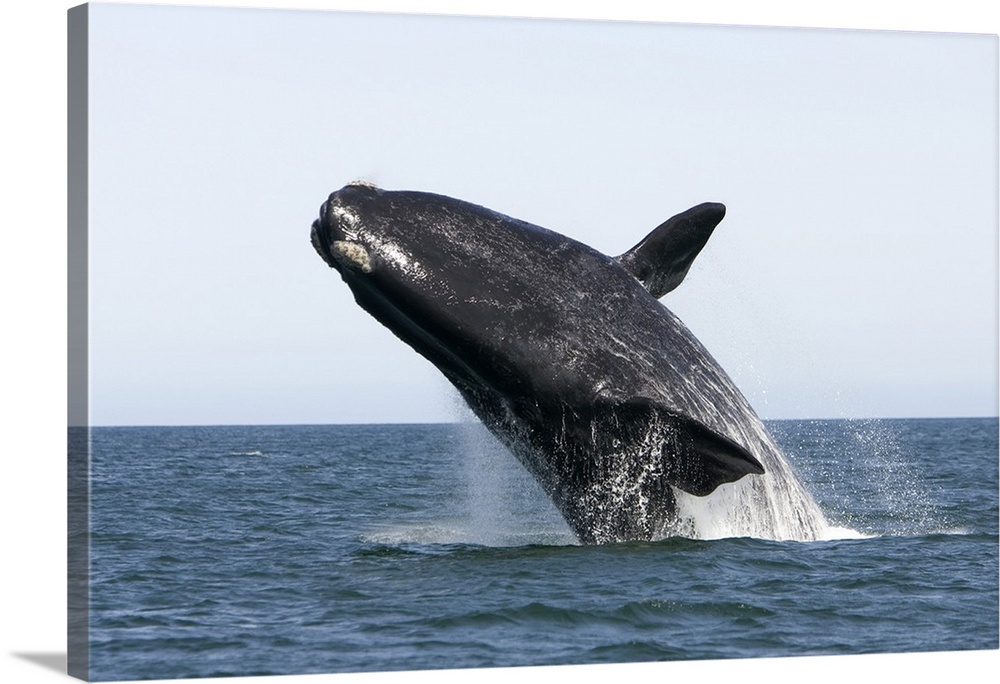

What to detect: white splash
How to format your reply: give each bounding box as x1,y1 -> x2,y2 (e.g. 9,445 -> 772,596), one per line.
667,421 -> 836,542
456,422 -> 576,547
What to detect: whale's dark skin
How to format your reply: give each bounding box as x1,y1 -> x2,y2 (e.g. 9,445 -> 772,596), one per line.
311,182 -> 773,544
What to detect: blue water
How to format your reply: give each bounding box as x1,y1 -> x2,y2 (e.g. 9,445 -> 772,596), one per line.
85,418 -> 999,681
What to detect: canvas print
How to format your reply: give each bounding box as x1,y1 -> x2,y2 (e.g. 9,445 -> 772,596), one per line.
68,3 -> 999,681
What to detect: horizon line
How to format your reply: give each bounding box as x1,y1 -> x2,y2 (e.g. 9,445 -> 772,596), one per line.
78,415 -> 1000,430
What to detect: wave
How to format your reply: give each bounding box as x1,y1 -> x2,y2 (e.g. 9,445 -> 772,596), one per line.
360,523 -> 577,548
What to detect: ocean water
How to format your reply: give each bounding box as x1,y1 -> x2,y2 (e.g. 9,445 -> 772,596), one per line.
85,418 -> 998,681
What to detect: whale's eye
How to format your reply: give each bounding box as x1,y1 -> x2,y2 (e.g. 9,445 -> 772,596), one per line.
329,205 -> 361,240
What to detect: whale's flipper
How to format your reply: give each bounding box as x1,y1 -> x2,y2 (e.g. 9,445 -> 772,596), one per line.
557,400 -> 766,542
582,398 -> 764,499
663,411 -> 765,496
616,202 -> 726,298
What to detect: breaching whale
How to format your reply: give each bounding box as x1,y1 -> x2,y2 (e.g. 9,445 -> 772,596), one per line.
311,182 -> 826,544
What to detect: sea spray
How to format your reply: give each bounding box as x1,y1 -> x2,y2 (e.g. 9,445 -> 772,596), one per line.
445,364 -> 836,544
455,421 -> 575,547
844,419 -> 941,535
667,424 -> 833,542
456,412 -> 834,544
770,418 -> 945,537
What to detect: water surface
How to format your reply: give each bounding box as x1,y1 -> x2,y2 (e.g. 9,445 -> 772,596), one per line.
86,418 -> 999,680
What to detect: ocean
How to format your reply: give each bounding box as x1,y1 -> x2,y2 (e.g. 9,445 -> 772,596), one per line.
84,417 -> 998,681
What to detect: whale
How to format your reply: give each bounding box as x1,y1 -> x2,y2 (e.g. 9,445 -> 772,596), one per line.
311,182 -> 824,544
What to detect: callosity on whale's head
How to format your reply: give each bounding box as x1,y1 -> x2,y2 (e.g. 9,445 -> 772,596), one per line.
311,182 -> 771,544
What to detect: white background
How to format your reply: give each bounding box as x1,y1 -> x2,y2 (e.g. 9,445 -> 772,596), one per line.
2,2 -> 998,684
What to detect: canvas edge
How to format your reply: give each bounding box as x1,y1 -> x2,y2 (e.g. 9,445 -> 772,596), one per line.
67,3 -> 90,681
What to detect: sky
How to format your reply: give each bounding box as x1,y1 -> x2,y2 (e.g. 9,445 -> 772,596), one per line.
81,2 -> 998,425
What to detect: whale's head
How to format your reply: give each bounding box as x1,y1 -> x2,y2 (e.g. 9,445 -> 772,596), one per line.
310,181 -> 547,391
310,181 -> 387,276
311,181 -> 497,288
309,182 -> 726,400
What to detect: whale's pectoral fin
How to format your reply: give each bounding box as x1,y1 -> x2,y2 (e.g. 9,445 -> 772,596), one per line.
590,399 -> 764,498
664,412 -> 765,496
615,202 -> 726,298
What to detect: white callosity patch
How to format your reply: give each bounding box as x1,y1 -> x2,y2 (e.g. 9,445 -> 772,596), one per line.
332,240 -> 372,274
348,179 -> 381,190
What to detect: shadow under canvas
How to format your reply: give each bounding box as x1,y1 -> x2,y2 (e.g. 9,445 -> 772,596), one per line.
13,652 -> 68,675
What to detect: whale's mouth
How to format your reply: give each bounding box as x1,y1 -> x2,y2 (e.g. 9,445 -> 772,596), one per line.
310,217 -> 342,271
312,220 -> 374,275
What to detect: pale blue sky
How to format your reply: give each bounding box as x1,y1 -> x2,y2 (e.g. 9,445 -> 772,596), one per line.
85,2 -> 998,425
